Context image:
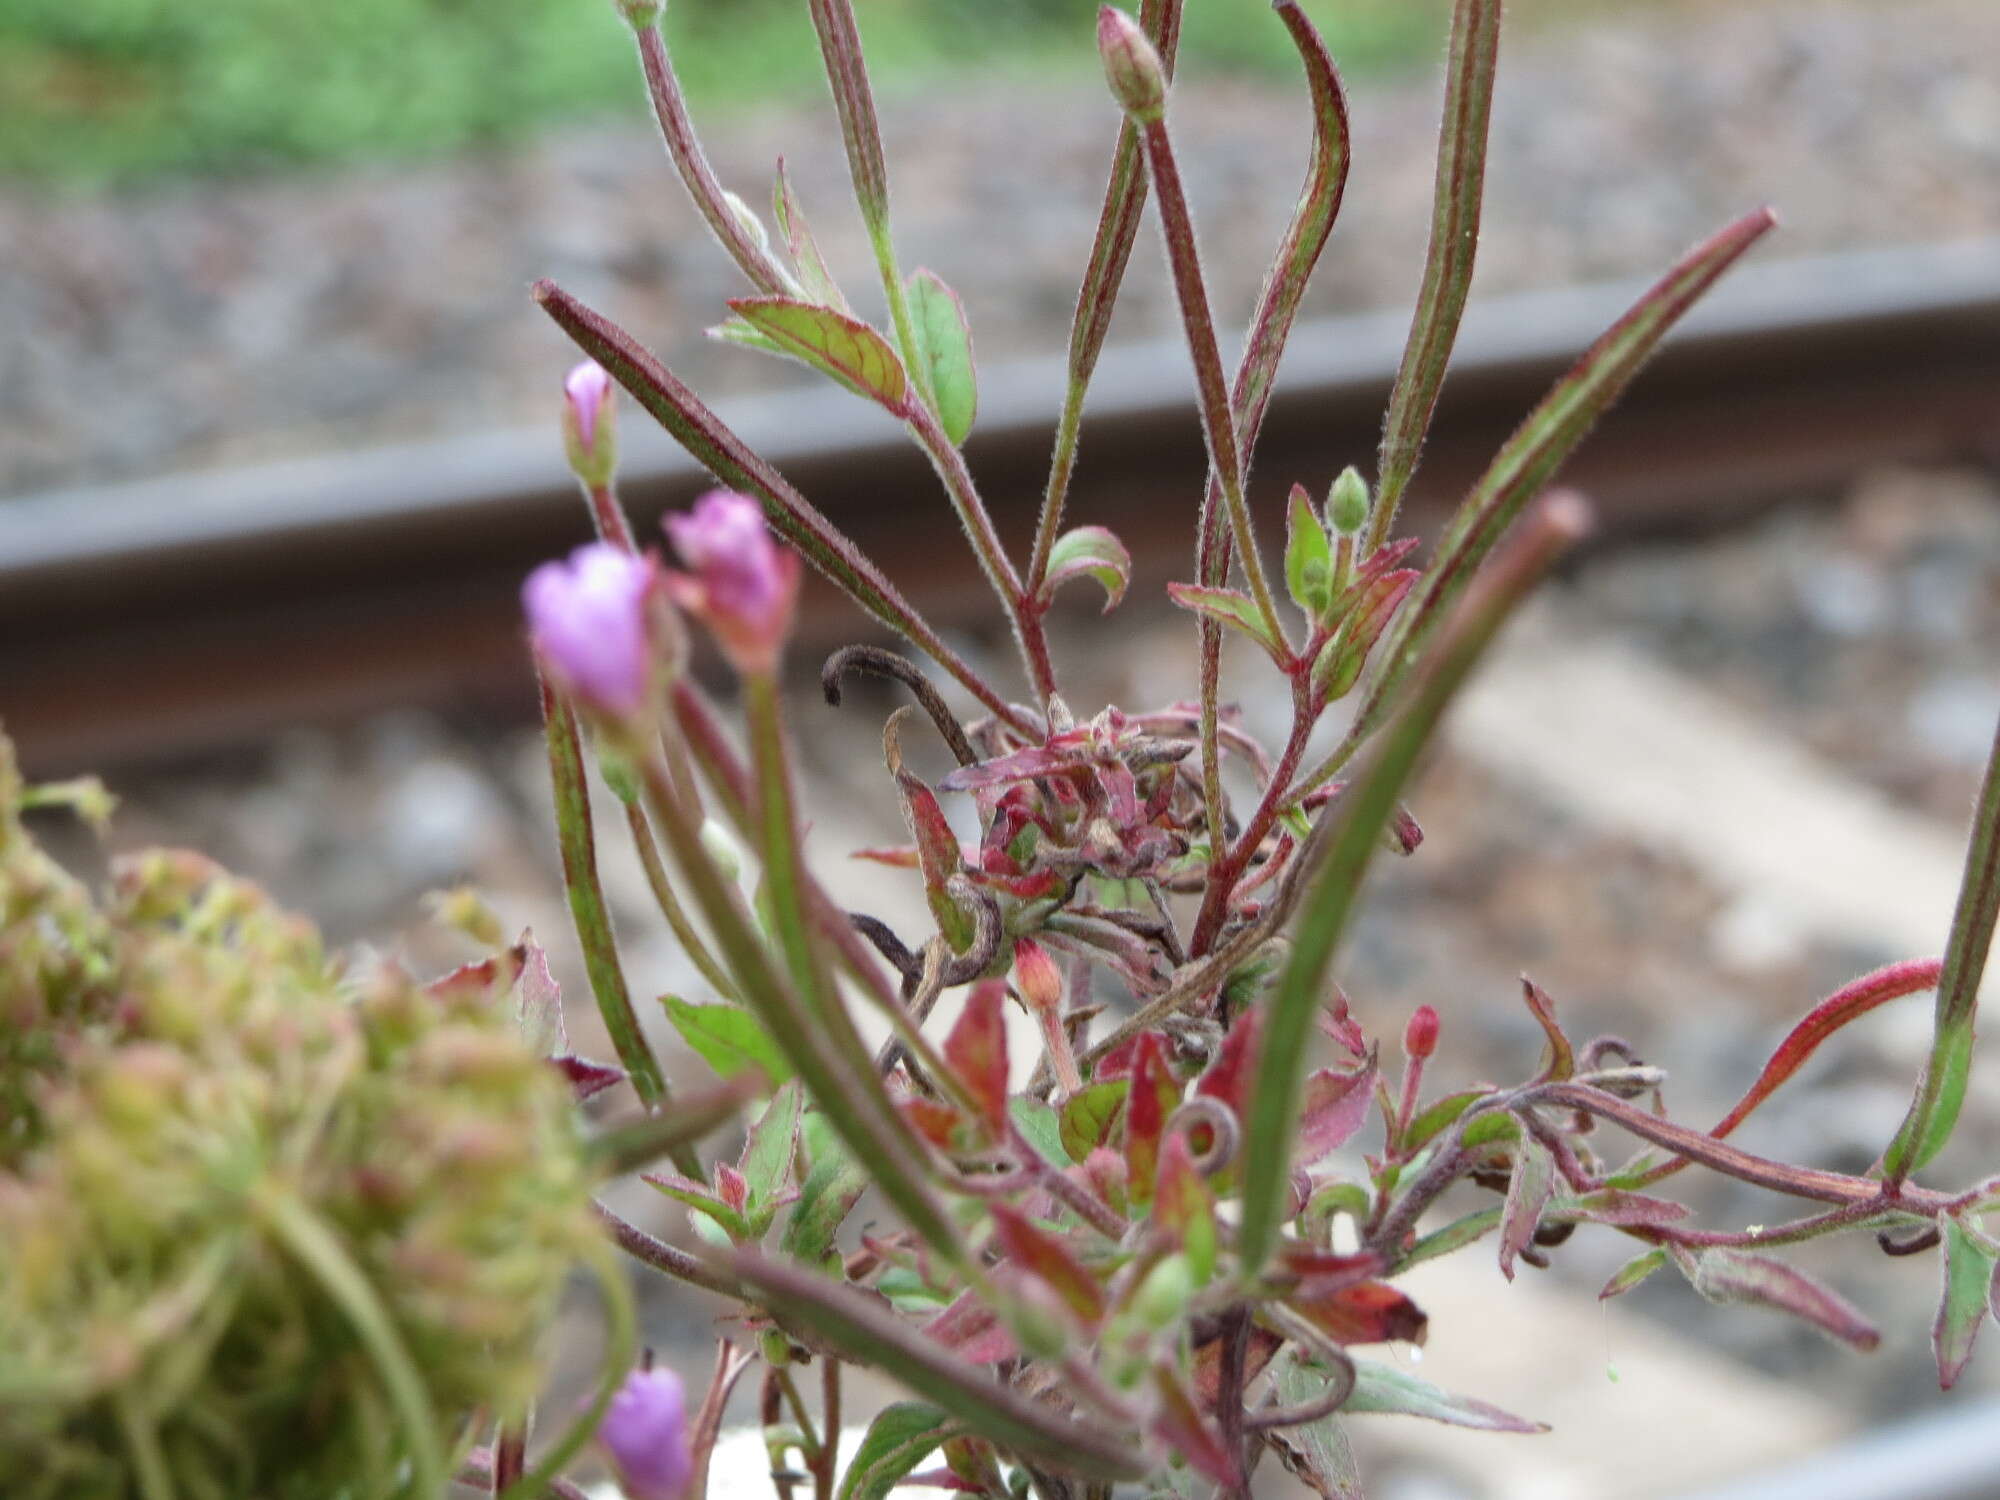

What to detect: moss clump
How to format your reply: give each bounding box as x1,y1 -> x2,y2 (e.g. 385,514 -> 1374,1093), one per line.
0,739 -> 598,1499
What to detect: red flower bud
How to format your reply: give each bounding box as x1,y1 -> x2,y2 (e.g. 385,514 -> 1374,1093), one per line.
1403,1004 -> 1440,1061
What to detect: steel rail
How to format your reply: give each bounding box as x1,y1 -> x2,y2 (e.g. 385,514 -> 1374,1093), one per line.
3,239 -> 1997,770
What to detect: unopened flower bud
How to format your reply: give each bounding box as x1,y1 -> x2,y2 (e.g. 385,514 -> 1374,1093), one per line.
663,490 -> 801,676
1096,7 -> 1167,123
523,542 -> 660,720
600,1361 -> 693,1500
614,0 -> 664,29
1328,465 -> 1370,535
1403,1004 -> 1440,1061
1012,937 -> 1062,1014
1131,1252 -> 1194,1332
562,360 -> 618,489
998,1274 -> 1075,1361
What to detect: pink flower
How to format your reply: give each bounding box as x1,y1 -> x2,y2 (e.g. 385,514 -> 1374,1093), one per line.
522,541 -> 658,717
599,1362 -> 691,1500
663,489 -> 800,674
562,360 -> 618,487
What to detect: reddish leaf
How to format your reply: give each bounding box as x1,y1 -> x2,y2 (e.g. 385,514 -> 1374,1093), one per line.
715,1164 -> 749,1213
1124,1033 -> 1182,1206
922,1289 -> 1018,1365
1558,1189 -> 1688,1229
1153,1133 -> 1218,1281
990,1203 -> 1105,1326
550,1053 -> 625,1101
1711,957 -> 1942,1144
1196,1006 -> 1264,1118
1676,1247 -> 1881,1351
897,770 -> 974,952
1297,1061 -> 1377,1162
1497,1133 -> 1555,1281
943,980 -> 1010,1133
1292,1282 -> 1429,1347
427,943 -> 527,1004
899,1094 -> 966,1150
1934,1214 -> 2000,1389
1190,1325 -> 1283,1411
1520,978 -> 1574,1082
1279,1246 -> 1386,1300
1150,1365 -> 1239,1490
515,933 -> 565,1055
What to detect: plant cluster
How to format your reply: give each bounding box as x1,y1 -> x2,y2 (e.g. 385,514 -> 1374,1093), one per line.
6,1 -> 1999,1498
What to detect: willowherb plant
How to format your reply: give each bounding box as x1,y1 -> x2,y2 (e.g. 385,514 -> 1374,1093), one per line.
6,1 -> 1999,1498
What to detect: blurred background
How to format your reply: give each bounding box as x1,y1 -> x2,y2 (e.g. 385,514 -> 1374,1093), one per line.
5,0 -> 2000,1496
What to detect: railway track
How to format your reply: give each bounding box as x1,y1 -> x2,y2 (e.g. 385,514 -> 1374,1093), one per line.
3,237 -> 1996,772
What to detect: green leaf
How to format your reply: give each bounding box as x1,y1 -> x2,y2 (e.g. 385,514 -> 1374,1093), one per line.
729,296 -> 910,412
1397,1207 -> 1500,1272
1887,714 -> 2000,1179
838,1403 -> 963,1500
664,998 -> 792,1086
1166,582 -> 1286,661
1285,483 -> 1335,619
1497,1130 -> 1556,1281
773,158 -> 850,313
1599,1247 -> 1668,1301
1372,0 -> 1502,541
1270,1357 -> 1361,1500
740,1081 -> 803,1230
1344,1359 -> 1547,1433
708,316 -> 787,355
646,1175 -> 752,1240
1010,1096 -> 1072,1168
1060,1079 -> 1129,1164
1401,1088 -> 1489,1154
1934,1213 -> 2000,1389
906,268 -> 978,446
781,1135 -> 870,1266
1042,526 -> 1132,614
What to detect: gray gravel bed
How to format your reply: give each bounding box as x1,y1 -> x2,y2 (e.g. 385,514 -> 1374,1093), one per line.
5,0 -> 1998,498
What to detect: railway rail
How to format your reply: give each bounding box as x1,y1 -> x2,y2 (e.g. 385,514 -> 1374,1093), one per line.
3,237 -> 1997,771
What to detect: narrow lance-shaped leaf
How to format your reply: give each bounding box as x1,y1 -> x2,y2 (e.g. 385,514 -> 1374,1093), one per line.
1673,1246 -> 1881,1351
533,281 -> 1024,732
1600,1247 -> 1669,1300
1197,0 -> 1351,591
1342,1359 -> 1547,1433
944,980 -> 1011,1135
1041,526 -> 1132,614
540,677 -> 677,1120
1497,1129 -> 1556,1281
907,269 -> 978,446
1636,957 -> 1941,1189
1286,484 -> 1335,619
774,157 -> 850,313
1029,0 -> 1185,588
1370,0 -> 1501,547
990,1203 -> 1105,1325
1886,712 -> 2000,1180
1237,492 -> 1591,1276
740,1081 -> 804,1230
1934,1213 -> 2000,1389
728,1250 -> 1147,1480
1356,209 -> 1775,743
1166,583 -> 1288,663
729,297 -> 909,414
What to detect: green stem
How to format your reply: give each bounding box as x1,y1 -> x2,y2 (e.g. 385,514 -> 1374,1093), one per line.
623,799 -> 740,1004
259,1191 -> 445,1500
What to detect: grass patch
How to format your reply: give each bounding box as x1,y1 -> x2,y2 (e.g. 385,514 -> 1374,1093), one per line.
0,0 -> 1458,186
